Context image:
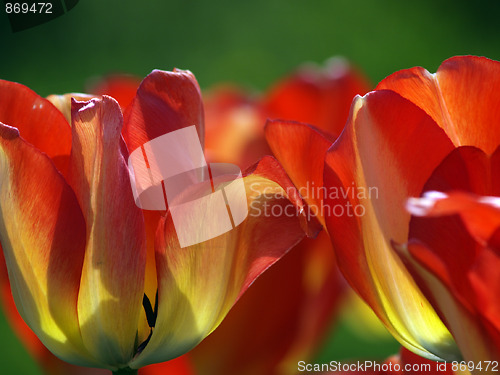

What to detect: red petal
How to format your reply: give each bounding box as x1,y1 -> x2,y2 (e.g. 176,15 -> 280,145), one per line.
406,192 -> 500,341
0,80 -> 72,175
409,191 -> 500,248
420,146 -> 500,195
377,56 -> 500,154
469,248 -> 500,342
417,146 -> 500,243
400,240 -> 499,361
123,69 -> 204,154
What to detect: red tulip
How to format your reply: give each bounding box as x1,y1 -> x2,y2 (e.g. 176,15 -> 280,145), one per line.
0,69 -> 313,373
394,145 -> 500,365
89,61 -> 362,374
266,56 -> 500,361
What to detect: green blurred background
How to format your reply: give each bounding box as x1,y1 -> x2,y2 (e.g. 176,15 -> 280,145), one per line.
1,0 -> 500,373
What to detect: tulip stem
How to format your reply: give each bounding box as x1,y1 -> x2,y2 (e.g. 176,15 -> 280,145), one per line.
112,369 -> 138,375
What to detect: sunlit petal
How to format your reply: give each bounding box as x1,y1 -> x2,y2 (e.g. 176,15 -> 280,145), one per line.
0,123 -> 95,366
69,97 -> 147,367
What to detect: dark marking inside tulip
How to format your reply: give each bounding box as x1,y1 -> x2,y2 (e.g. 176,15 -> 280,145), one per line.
137,291 -> 159,354
142,293 -> 156,328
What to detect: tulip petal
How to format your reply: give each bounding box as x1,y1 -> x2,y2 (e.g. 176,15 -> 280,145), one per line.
407,192 -> 500,340
130,156 -> 311,368
46,93 -> 98,124
69,97 -> 146,367
377,56 -> 500,154
0,123 -> 96,366
408,191 -> 500,248
123,69 -> 204,154
420,146 -> 500,195
263,58 -> 370,137
405,147 -> 500,361
122,69 -> 205,348
0,80 -> 72,175
265,120 -> 333,227
398,239 -> 498,362
469,248 -> 500,349
324,91 -> 458,360
190,231 -> 342,375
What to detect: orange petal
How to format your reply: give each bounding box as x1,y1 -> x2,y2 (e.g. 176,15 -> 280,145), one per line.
265,120 -> 333,227
0,123 -> 95,366
69,97 -> 147,367
0,80 -> 72,175
130,156 -> 312,367
263,58 -> 370,138
377,56 -> 500,154
123,69 -> 205,154
324,90 -> 457,360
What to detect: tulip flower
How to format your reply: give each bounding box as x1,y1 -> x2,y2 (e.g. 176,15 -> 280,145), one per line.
393,144 -> 500,366
0,70 -> 315,374
266,55 -> 500,361
88,59 -> 367,375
